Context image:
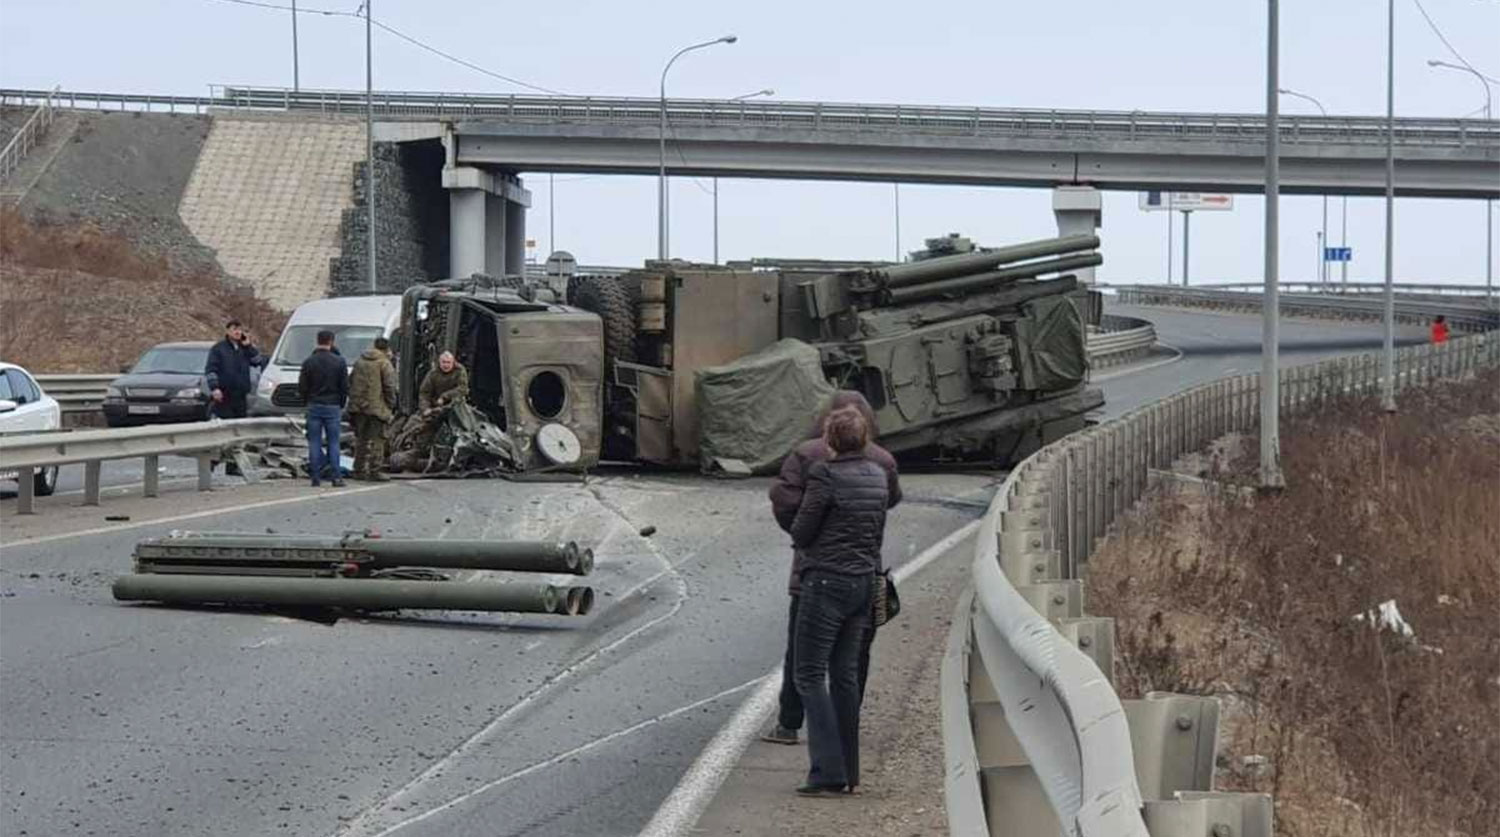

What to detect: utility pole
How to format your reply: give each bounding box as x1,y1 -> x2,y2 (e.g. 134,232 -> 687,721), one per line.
1181,209 -> 1192,286
549,172 -> 556,255
1261,0 -> 1285,491
291,0 -> 300,92
1167,210 -> 1174,284
1381,0 -> 1396,412
893,183 -> 901,262
712,177 -> 719,263
364,0 -> 376,292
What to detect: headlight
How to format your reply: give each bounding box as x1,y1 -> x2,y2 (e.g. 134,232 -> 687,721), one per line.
174,387 -> 204,399
257,374 -> 274,395
106,386 -> 123,398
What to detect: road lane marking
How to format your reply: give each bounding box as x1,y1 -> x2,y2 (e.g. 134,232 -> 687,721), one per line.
361,677 -> 760,837
332,483 -> 690,837
0,484 -> 395,549
638,518 -> 983,837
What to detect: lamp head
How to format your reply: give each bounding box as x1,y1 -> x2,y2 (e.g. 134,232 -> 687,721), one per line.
720,35 -> 738,44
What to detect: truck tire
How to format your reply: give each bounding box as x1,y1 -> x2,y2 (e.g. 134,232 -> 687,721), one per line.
569,276 -> 639,367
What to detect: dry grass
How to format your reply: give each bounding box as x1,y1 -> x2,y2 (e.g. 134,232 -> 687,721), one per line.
1089,369 -> 1500,837
0,209 -> 285,372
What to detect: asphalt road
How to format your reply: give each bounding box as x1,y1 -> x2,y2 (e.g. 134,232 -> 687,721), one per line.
0,304 -> 1431,837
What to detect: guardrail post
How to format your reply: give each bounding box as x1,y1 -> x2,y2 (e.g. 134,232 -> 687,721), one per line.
1143,792 -> 1273,837
143,454 -> 160,498
16,466 -> 36,514
1058,616 -> 1116,684
196,454 -> 214,492
83,461 -> 102,506
1123,693 -> 1219,801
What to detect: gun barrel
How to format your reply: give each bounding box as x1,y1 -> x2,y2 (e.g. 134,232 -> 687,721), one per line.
871,234 -> 1100,289
884,253 -> 1103,305
112,574 -> 579,614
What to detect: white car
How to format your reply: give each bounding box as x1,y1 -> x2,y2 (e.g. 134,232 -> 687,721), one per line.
0,361 -> 62,496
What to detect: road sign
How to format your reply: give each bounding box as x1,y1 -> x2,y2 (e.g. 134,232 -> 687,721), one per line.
1324,246 -> 1352,262
1139,191 -> 1235,211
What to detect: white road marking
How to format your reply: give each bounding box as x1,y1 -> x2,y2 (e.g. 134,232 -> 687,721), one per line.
637,519 -> 982,837
1,484 -> 396,549
1090,342 -> 1185,382
362,678 -> 759,837
331,484 -> 689,837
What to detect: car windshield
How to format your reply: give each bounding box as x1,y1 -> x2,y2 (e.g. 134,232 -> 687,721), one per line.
131,347 -> 210,375
273,325 -> 384,366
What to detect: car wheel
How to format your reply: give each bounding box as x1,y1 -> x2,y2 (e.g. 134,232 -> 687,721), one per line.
34,466 -> 58,496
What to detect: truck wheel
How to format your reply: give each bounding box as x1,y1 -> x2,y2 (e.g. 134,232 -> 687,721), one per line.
34,466 -> 58,496
569,276 -> 639,367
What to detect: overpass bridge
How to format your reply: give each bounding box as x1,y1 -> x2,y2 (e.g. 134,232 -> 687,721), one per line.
5,86 -> 1497,280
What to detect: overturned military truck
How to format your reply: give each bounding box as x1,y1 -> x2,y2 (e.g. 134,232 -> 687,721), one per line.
393,233 -> 1105,474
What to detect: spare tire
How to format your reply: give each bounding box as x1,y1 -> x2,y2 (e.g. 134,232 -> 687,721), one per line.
569,276 -> 639,367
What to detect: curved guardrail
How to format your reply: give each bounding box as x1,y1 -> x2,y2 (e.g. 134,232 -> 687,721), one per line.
2,86 -> 1497,150
943,330 -> 1499,836
1089,315 -> 1158,368
1114,285 -> 1500,333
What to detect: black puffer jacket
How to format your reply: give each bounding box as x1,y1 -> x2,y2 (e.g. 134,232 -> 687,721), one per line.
789,452 -> 889,578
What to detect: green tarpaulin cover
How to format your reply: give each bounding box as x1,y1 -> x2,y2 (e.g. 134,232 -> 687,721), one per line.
696,339 -> 837,474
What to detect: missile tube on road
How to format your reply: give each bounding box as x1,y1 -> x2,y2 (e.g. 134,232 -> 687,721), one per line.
112,574 -> 570,614
139,533 -> 594,576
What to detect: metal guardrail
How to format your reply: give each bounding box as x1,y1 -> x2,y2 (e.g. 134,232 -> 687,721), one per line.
1114,285 -> 1500,332
0,86 -> 57,181
1089,315 -> 1158,368
943,330 -> 1499,835
1194,281 -> 1493,298
2,86 -> 1497,150
0,418 -> 298,514
35,373 -> 116,414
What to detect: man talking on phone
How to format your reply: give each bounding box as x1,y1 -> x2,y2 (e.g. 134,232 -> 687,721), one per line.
204,319 -> 266,475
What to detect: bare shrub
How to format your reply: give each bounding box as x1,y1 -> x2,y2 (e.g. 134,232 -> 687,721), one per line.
1089,370 -> 1500,836
0,209 -> 285,371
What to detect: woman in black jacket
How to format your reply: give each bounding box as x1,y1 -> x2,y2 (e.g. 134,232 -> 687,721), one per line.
788,407 -> 889,796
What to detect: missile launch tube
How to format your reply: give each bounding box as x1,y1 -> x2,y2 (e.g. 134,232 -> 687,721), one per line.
356,539 -> 593,575
884,252 -> 1104,305
871,234 -> 1100,289
113,574 -> 572,614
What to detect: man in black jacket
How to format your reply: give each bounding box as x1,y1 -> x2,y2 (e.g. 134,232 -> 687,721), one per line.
204,319 -> 266,475
298,330 -> 348,487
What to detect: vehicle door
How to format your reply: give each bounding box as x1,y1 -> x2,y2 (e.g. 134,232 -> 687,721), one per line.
0,369 -> 55,432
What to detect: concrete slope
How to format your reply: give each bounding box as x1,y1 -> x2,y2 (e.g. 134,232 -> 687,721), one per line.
179,114 -> 364,310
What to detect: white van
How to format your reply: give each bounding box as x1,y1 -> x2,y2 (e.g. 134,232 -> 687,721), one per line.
251,295 -> 403,416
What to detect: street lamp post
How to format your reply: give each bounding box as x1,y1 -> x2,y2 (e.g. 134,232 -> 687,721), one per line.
364,0 -> 375,293
1429,60 -> 1494,303
1261,0 -> 1285,490
291,0 -> 300,91
1381,0 -> 1396,412
659,35 -> 737,261
1278,87 -> 1331,287
713,88 -> 774,263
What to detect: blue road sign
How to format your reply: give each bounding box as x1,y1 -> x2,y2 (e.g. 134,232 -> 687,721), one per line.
1324,246 -> 1352,262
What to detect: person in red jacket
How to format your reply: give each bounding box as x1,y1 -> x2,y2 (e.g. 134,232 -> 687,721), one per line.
1431,315 -> 1449,344
764,391 -> 901,747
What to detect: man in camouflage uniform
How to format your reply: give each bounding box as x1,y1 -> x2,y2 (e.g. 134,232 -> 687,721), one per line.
347,336 -> 397,481
419,351 -> 469,413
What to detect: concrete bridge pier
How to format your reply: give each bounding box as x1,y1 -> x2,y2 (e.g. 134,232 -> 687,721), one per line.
1052,185 -> 1102,285
443,165 -> 530,278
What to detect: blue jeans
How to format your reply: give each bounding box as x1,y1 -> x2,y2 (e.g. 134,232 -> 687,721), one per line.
305,404 -> 342,484
793,569 -> 873,789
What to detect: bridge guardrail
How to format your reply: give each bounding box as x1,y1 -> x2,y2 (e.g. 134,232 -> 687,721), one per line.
3,86 -> 1497,149
1188,281 -> 1493,299
0,418 -> 298,514
1114,285 -> 1500,332
35,373 -> 117,414
943,328 -> 1498,835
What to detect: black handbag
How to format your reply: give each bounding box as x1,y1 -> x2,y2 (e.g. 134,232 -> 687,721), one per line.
872,570 -> 901,627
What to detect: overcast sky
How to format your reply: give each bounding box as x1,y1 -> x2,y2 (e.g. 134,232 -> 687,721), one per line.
2,0 -> 1497,285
